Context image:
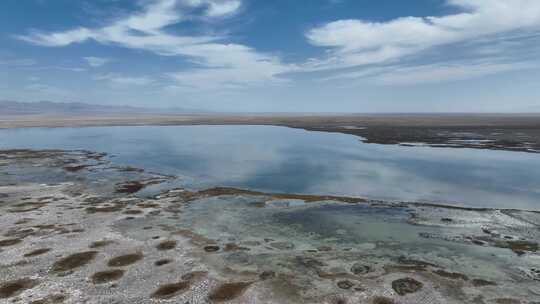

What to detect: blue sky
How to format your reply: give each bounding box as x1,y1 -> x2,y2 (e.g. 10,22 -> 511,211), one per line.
1,0 -> 540,112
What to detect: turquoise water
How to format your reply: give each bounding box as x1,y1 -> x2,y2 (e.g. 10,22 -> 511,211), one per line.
1,125 -> 540,209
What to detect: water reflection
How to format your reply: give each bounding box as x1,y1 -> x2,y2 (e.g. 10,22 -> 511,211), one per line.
1,125 -> 539,209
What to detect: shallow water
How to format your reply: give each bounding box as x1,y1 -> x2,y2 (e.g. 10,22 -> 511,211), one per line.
1,125 -> 540,209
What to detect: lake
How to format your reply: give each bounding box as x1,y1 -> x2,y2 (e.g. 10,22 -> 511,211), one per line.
1,125 -> 539,209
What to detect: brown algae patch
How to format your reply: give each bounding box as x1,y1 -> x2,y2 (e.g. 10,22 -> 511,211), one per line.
181,271 -> 208,281
337,280 -> 354,289
208,282 -> 253,302
224,243 -> 250,252
29,294 -> 67,304
0,278 -> 39,299
433,269 -> 469,281
85,204 -> 125,214
391,278 -> 423,296
151,281 -> 191,299
350,263 -> 372,275
196,187 -> 366,203
472,279 -> 497,287
91,269 -> 125,284
156,240 -> 177,251
501,240 -> 539,255
115,179 -> 165,194
89,240 -> 115,248
116,181 -> 145,194
0,238 -> 22,247
123,209 -> 143,215
154,259 -> 173,266
24,248 -> 51,257
204,245 -> 220,252
52,251 -> 98,274
372,296 -> 396,304
63,164 -> 90,172
494,298 -> 522,304
107,252 -> 143,267
7,201 -> 47,213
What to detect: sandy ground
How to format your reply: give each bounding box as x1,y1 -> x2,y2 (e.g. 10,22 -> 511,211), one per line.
1,149 -> 540,303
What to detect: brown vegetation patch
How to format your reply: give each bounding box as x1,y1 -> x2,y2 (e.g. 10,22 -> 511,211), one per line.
4,224 -> 70,238
372,296 -> 395,304
137,202 -> 160,208
204,245 -> 220,252
259,271 -> 276,280
495,299 -> 522,304
208,282 -> 252,302
350,263 -> 372,275
181,271 -> 208,282
63,164 -> 90,172
187,187 -> 366,204
471,279 -> 497,287
107,252 -> 143,267
224,243 -> 250,252
317,271 -> 356,280
500,240 -> 539,255
384,264 -> 427,273
154,259 -> 173,267
91,269 -> 125,284
156,240 -> 177,251
29,294 -> 66,304
24,248 -> 51,257
115,181 -> 145,194
337,280 -> 354,289
8,201 -> 47,213
85,203 -> 126,214
123,209 -> 143,215
397,256 -> 437,268
52,251 -> 98,273
89,240 -> 115,248
391,278 -> 423,296
115,166 -> 144,173
0,238 -> 22,247
151,281 -> 191,299
0,278 -> 39,299
433,269 -> 469,281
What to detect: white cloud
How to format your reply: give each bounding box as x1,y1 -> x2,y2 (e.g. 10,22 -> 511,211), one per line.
373,61 -> 535,85
84,56 -> 110,67
95,74 -> 154,86
16,0 -> 540,89
20,66 -> 86,72
323,59 -> 537,85
183,0 -> 242,17
306,0 -> 540,70
205,0 -> 242,17
0,58 -> 36,66
17,0 -> 291,90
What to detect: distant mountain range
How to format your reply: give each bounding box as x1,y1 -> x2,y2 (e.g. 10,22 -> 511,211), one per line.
0,100 -> 207,116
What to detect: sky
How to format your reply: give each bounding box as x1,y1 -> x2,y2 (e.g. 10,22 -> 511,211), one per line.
1,0 -> 540,112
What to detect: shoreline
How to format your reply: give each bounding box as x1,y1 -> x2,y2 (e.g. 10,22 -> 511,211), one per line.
2,114 -> 540,154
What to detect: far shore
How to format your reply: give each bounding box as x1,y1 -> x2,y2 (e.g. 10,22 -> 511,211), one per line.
2,113 -> 540,153
2,113 -> 540,129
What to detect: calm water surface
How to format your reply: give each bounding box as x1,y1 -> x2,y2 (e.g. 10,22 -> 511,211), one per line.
1,125 -> 539,209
